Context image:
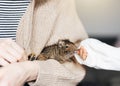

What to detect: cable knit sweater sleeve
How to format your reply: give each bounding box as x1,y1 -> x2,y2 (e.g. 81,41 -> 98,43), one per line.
29,60 -> 85,86
75,38 -> 120,71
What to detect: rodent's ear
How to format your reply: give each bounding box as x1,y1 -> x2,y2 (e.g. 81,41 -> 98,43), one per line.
74,39 -> 82,47
58,39 -> 65,48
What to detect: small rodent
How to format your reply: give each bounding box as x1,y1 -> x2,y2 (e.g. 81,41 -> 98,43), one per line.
28,39 -> 77,63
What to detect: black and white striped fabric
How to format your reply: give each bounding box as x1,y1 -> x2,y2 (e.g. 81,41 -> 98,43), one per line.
0,0 -> 30,40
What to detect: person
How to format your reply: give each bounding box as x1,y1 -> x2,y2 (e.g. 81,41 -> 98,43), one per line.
0,0 -> 30,65
75,38 -> 120,71
0,0 -> 30,39
0,0 -> 88,86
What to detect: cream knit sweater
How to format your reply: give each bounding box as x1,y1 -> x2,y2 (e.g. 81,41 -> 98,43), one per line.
16,0 -> 88,55
16,0 -> 88,86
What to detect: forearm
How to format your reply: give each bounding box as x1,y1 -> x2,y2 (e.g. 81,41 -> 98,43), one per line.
18,61 -> 39,82
75,38 -> 120,71
0,61 -> 39,86
0,58 -> 85,86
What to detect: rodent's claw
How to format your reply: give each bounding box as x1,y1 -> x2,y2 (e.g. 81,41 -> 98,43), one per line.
28,53 -> 37,61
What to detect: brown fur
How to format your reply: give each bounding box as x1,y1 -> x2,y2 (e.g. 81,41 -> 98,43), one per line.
28,39 -> 77,63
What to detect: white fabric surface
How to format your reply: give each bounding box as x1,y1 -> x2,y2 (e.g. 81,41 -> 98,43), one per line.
74,38 -> 120,71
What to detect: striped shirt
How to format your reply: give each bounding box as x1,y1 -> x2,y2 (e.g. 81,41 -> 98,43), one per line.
0,0 -> 30,40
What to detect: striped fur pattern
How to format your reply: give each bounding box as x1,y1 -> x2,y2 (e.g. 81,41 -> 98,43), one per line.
29,39 -> 77,63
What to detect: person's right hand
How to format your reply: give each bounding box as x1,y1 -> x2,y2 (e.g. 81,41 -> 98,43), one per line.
0,39 -> 27,66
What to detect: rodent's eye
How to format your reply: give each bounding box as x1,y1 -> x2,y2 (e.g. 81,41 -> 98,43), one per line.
65,45 -> 69,48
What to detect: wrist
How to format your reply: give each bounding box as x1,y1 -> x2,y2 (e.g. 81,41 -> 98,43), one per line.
19,61 -> 40,82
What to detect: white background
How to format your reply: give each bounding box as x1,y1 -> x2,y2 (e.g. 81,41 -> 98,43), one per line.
76,0 -> 120,37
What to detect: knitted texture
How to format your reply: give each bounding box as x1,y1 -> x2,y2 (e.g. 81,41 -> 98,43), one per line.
16,0 -> 88,56
16,0 -> 88,85
31,60 -> 86,86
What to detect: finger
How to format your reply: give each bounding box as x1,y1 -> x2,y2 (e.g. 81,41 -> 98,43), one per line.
0,38 -> 12,43
0,58 -> 9,66
6,40 -> 24,54
4,45 -> 22,61
82,54 -> 87,60
80,48 -> 83,58
83,51 -> 87,58
0,42 -> 19,62
0,48 -> 17,63
82,48 -> 86,60
80,46 -> 87,60
77,48 -> 83,57
77,47 -> 86,60
10,41 -> 24,55
82,47 -> 88,60
83,47 -> 87,54
77,49 -> 80,55
5,39 -> 26,60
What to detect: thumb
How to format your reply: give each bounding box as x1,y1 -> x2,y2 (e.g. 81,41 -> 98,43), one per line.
74,53 -> 84,64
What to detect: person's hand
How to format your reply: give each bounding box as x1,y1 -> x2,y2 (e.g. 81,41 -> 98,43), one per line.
0,39 -> 27,66
77,46 -> 88,60
0,61 -> 39,86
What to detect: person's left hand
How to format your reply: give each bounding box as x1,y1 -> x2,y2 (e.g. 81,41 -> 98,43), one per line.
77,46 -> 88,60
0,39 -> 27,66
0,61 -> 39,86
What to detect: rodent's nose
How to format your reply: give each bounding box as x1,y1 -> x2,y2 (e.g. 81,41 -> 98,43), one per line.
74,51 -> 77,53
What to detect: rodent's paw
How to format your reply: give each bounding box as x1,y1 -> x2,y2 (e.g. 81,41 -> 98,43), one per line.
28,53 -> 36,61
